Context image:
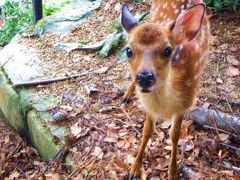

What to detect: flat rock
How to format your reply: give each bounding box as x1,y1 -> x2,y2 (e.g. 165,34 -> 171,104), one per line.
34,0 -> 102,35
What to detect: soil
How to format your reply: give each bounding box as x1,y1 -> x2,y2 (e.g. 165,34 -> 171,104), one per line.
1,1 -> 240,179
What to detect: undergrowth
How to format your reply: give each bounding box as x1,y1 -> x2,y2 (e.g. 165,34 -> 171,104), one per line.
204,0 -> 240,12
0,0 -> 70,46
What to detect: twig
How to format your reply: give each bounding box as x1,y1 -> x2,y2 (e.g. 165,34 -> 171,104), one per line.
4,142 -> 22,161
203,125 -> 238,138
224,92 -> 233,114
65,167 -> 79,180
221,162 -> 240,173
12,67 -> 111,88
219,142 -> 240,152
119,106 -> 140,135
202,138 -> 240,152
36,146 -> 65,178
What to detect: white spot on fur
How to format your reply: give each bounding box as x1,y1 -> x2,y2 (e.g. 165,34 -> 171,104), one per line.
162,2 -> 168,9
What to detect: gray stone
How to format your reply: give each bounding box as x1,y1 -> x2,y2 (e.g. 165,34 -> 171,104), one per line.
34,0 -> 102,36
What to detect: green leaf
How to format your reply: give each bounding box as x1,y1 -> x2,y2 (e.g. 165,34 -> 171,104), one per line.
214,0 -> 222,11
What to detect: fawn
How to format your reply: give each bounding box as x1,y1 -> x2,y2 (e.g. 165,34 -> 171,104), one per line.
121,0 -> 210,179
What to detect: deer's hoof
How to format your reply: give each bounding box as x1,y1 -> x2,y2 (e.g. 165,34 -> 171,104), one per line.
126,163 -> 141,180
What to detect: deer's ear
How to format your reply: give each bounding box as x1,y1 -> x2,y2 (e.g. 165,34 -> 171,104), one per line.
172,3 -> 205,43
121,4 -> 138,32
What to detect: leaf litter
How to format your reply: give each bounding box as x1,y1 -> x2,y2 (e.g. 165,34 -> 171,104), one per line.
2,1 -> 240,179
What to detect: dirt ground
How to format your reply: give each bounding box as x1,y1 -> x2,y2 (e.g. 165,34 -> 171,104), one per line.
1,1 -> 240,179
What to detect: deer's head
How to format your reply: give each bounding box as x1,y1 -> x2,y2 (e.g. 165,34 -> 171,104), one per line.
121,4 -> 205,93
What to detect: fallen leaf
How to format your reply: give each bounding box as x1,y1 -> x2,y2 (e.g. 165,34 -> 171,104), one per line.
229,47 -> 238,52
226,66 -> 240,77
112,156 -> 129,171
163,145 -> 172,151
160,120 -> 172,129
104,2 -> 110,10
60,105 -> 73,112
226,55 -> 239,66
92,146 -> 103,159
216,78 -> 223,84
202,102 -> 211,109
84,84 -> 98,95
99,106 -> 114,113
219,133 -> 229,142
119,131 -> 128,137
116,140 -> 125,148
95,66 -> 109,74
114,3 -> 121,12
70,123 -> 81,136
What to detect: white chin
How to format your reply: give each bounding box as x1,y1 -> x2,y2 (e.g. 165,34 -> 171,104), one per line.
137,86 -> 155,93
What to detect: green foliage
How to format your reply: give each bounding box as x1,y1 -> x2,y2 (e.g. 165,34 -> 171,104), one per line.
43,0 -> 70,16
204,0 -> 240,11
0,0 -> 32,46
0,0 -> 70,46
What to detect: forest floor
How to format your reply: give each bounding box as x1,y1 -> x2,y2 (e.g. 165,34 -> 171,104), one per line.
0,1 -> 240,179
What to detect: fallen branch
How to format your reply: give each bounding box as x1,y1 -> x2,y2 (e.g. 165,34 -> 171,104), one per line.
12,66 -> 110,88
221,162 -> 240,173
187,107 -> 240,135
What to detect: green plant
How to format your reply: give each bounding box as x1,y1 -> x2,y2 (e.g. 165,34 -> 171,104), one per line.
205,0 -> 240,12
0,0 -> 71,46
43,0 -> 70,16
0,0 -> 32,46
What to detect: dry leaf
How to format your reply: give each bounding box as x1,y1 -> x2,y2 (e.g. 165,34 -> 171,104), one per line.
60,105 -> 73,112
160,120 -> 172,129
112,156 -> 129,171
216,78 -> 223,84
219,133 -> 229,142
226,66 -> 240,77
95,66 -> 109,74
84,84 -> 98,95
104,2 -> 110,10
99,106 -> 114,113
226,55 -> 239,66
93,146 -> 103,159
116,140 -> 125,148
163,145 -> 172,151
202,102 -> 211,109
70,123 -> 81,136
114,3 -> 121,12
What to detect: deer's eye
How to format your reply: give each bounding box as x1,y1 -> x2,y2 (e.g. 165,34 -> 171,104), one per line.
126,47 -> 133,58
163,47 -> 172,58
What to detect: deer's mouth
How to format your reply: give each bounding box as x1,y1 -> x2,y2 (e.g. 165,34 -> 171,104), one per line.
137,85 -> 155,93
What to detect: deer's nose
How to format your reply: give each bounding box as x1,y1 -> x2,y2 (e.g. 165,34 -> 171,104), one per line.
136,71 -> 156,89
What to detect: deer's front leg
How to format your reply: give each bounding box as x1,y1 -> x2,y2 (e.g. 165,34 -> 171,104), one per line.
128,114 -> 154,180
122,81 -> 135,105
168,114 -> 184,180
